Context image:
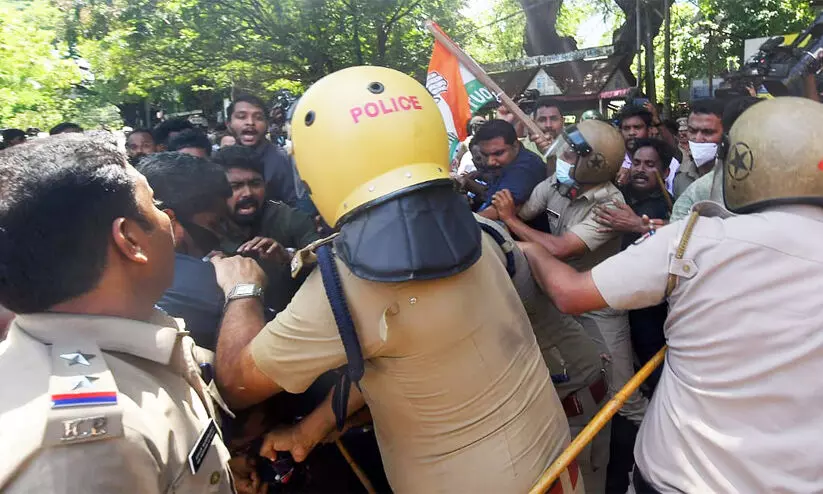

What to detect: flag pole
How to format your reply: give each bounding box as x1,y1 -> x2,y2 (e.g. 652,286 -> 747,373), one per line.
424,21 -> 545,139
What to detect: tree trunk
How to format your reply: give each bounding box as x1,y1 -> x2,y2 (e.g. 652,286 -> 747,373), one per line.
519,0 -> 576,55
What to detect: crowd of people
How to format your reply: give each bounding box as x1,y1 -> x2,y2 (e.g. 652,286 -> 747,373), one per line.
0,62 -> 822,494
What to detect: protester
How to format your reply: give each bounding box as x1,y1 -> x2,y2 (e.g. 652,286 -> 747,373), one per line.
167,128 -> 212,158
0,133 -> 237,492
1,128 -> 26,148
152,117 -> 194,151
521,96 -> 823,493
672,99 -> 724,198
472,119 -> 547,220
671,96 -> 761,221
616,104 -> 679,193
226,94 -> 299,207
217,132 -> 236,148
210,66 -> 575,493
211,145 -> 319,313
522,97 -> 565,166
49,122 -> 83,135
125,128 -> 158,163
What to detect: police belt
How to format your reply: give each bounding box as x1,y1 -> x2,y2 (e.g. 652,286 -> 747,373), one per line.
561,376 -> 608,418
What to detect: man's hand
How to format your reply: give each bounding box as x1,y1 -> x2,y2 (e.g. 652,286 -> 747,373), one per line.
643,101 -> 660,125
210,255 -> 268,293
491,189 -> 517,221
259,423 -> 318,464
615,167 -> 630,187
530,133 -> 553,155
594,202 -> 664,234
237,236 -> 289,264
229,454 -> 267,494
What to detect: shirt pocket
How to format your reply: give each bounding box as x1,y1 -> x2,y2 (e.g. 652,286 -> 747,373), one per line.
169,434 -> 234,494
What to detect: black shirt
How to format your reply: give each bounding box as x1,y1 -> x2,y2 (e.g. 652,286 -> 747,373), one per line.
620,187 -> 671,250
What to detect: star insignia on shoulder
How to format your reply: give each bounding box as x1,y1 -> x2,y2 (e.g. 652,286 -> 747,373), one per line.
60,351 -> 96,366
71,375 -> 99,390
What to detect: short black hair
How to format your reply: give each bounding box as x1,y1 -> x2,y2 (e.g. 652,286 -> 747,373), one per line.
152,118 -> 194,147
473,119 -> 518,146
2,128 -> 26,142
722,96 -> 762,131
136,152 -> 231,220
127,128 -> 154,142
690,99 -> 724,119
617,105 -> 652,127
49,122 -> 83,135
167,128 -> 212,156
632,138 -> 674,171
0,133 -> 148,313
211,145 -> 265,176
227,94 -> 268,121
533,97 -> 562,116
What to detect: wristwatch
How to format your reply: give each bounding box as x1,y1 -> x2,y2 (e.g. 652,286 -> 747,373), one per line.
224,283 -> 264,309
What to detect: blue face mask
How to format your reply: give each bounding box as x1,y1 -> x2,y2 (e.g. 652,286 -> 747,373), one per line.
555,158 -> 576,185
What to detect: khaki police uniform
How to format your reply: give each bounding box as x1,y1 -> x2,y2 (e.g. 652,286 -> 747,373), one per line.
0,311 -> 235,494
593,202 -> 823,492
519,176 -> 648,424
251,233 -> 574,494
477,215 -> 606,493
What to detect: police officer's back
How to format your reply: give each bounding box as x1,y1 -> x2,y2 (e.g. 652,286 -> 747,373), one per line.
0,134 -> 234,493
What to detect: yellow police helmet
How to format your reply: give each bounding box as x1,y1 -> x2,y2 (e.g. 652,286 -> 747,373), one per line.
291,66 -> 450,227
723,97 -> 823,213
570,120 -> 625,184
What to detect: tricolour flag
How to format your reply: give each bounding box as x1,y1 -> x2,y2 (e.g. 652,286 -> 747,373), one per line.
426,24 -> 496,162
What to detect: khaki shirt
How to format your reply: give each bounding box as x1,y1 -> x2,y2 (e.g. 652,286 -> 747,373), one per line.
592,203 -> 823,492
250,236 -> 570,493
519,175 -> 626,271
0,311 -> 235,494
672,154 -> 700,199
475,216 -> 602,400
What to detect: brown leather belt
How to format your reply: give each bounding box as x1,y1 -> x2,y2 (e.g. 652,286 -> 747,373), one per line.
562,377 -> 608,418
547,458 -> 580,494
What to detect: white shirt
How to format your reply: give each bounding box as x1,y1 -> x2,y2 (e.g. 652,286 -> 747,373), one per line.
592,203 -> 823,493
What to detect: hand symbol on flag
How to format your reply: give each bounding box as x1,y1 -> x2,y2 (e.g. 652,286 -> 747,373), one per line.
426,71 -> 449,103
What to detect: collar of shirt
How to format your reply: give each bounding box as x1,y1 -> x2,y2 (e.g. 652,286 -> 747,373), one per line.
550,174 -> 617,203
14,309 -> 182,365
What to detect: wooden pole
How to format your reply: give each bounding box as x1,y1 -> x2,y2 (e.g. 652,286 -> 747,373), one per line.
663,0 -> 672,119
528,346 -> 667,494
335,439 -> 377,494
654,169 -> 673,212
424,21 -> 545,139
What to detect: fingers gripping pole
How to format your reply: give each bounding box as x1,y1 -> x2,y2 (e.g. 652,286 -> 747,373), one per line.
528,346 -> 667,494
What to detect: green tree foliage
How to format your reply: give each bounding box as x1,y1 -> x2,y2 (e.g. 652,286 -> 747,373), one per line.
0,0 -> 122,130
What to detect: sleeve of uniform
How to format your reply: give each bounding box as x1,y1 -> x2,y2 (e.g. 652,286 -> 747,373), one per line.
518,179 -> 551,221
568,203 -> 622,252
249,269 -> 350,394
590,225 -> 676,310
6,436 -> 162,494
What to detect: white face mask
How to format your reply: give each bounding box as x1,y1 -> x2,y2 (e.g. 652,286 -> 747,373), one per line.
689,141 -> 718,166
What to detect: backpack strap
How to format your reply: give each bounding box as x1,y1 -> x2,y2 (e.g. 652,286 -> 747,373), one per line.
316,244 -> 365,430
477,222 -> 516,278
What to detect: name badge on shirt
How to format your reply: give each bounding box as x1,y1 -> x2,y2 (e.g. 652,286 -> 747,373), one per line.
188,418 -> 218,474
546,208 -> 560,219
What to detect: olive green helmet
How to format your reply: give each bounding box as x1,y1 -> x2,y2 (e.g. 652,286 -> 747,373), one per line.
722,97 -> 823,213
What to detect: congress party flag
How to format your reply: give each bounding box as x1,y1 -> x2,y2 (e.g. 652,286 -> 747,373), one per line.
426,26 -> 496,162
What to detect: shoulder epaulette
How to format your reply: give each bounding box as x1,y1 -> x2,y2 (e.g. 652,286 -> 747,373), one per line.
44,342 -> 123,447
290,233 -> 340,278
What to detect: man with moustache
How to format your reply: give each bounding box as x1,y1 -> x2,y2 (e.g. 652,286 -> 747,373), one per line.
212,145 -> 319,313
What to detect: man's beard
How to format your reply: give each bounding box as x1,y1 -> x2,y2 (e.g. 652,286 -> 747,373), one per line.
232,197 -> 263,225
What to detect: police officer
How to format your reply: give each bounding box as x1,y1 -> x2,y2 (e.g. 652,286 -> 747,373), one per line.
521,97 -> 823,492
0,134 -> 236,493
209,66 -> 578,493
476,215 -> 610,492
492,120 -> 649,428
